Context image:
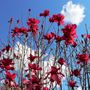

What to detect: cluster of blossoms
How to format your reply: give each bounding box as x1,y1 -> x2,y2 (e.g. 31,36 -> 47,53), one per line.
43,24 -> 77,46
12,18 -> 40,37
62,24 -> 77,45
49,14 -> 64,25
12,27 -> 28,37
76,53 -> 89,64
12,10 -> 77,47
0,9 -> 90,90
27,18 -> 40,37
0,51 -> 16,87
0,58 -> 14,70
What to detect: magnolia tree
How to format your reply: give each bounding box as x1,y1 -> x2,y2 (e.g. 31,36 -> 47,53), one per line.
0,9 -> 90,90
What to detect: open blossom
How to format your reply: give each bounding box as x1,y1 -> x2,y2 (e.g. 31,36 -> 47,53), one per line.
49,14 -> 64,25
40,10 -> 49,17
5,72 -> 16,81
24,75 -> 42,90
49,17 -> 54,23
27,18 -> 40,26
2,45 -> 11,52
19,27 -> 28,34
58,58 -> 66,65
5,71 -> 16,87
72,69 -> 80,77
76,53 -> 89,64
27,18 -> 40,37
12,27 -> 28,37
68,80 -> 76,87
28,63 -> 42,71
62,24 -> 77,45
12,27 -> 19,37
0,58 -> 14,70
27,54 -> 38,62
49,66 -> 64,85
55,35 -> 63,43
43,32 -> 55,43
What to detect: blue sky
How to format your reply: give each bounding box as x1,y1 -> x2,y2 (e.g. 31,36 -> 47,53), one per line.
0,0 -> 90,42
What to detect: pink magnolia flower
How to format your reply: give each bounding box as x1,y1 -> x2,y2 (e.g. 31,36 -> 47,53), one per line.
72,69 -> 80,77
43,32 -> 55,43
4,72 -> 17,87
55,35 -> 63,43
62,24 -> 77,45
49,66 -> 64,85
27,18 -> 40,26
27,18 -> 40,37
68,80 -> 76,87
5,71 -> 16,81
12,27 -> 28,37
27,54 -> 38,62
76,53 -> 89,64
0,58 -> 14,70
58,58 -> 66,65
49,14 -> 64,25
28,63 -> 42,71
40,10 -> 50,17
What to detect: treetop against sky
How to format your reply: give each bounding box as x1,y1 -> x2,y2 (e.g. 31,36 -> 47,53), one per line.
0,0 -> 90,41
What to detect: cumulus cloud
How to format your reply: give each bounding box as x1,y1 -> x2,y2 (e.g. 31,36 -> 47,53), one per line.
61,1 -> 85,25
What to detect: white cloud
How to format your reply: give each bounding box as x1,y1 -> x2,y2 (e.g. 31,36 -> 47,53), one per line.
61,1 -> 85,25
